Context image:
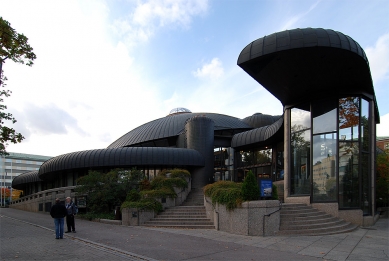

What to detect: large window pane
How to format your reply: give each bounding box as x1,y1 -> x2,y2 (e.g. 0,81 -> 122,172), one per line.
339,97 -> 359,141
312,133 -> 337,201
312,100 -> 337,134
339,141 -> 359,208
361,152 -> 370,214
291,130 -> 311,195
361,99 -> 369,152
291,105 -> 311,132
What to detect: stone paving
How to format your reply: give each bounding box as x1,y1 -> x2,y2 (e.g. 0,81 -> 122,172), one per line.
1,208 -> 388,261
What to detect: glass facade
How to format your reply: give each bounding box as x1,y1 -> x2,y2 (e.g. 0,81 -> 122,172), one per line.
291,105 -> 311,195
339,97 -> 360,208
289,97 -> 372,212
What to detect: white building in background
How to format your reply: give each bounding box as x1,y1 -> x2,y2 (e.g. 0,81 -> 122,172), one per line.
0,152 -> 52,188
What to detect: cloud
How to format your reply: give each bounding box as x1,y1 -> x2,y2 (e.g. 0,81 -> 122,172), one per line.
193,58 -> 224,80
17,103 -> 88,137
112,0 -> 209,45
280,0 -> 321,31
377,113 -> 389,137
365,33 -> 389,83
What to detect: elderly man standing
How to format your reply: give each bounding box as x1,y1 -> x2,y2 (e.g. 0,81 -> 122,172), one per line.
65,197 -> 77,233
50,198 -> 67,239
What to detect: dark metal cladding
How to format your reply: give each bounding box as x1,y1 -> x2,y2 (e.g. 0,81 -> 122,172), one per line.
242,113 -> 281,128
107,112 -> 251,149
237,28 -> 379,120
231,116 -> 284,148
38,147 -> 204,180
185,116 -> 215,189
12,171 -> 41,189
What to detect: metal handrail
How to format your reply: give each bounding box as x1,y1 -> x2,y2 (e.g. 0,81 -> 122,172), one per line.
262,201 -> 282,237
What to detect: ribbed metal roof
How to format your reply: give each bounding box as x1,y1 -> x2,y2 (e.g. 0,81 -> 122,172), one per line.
237,28 -> 379,121
231,116 -> 284,148
12,171 -> 41,189
242,113 -> 281,128
238,28 -> 367,65
38,147 -> 204,180
108,112 -> 251,148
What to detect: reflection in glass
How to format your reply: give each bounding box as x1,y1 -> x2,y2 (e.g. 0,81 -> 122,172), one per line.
361,153 -> 370,214
361,99 -> 369,152
339,142 -> 359,208
312,99 -> 337,134
339,97 -> 359,141
312,133 -> 337,201
291,129 -> 311,195
291,106 -> 311,131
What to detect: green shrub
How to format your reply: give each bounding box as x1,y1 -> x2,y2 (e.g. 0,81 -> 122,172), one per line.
170,168 -> 191,179
203,181 -> 243,210
121,198 -> 163,213
126,189 -> 141,202
241,171 -> 259,201
139,179 -> 151,191
151,176 -> 187,190
272,184 -> 278,200
203,181 -> 241,197
140,187 -> 177,198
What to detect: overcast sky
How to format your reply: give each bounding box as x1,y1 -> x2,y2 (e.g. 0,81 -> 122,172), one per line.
1,0 -> 388,157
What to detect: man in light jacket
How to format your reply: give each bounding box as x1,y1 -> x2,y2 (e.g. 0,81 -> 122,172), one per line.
65,197 -> 77,233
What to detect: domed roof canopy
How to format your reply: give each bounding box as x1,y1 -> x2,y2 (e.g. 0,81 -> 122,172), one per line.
238,28 -> 379,119
12,171 -> 41,189
108,112 -> 251,148
242,113 -> 281,128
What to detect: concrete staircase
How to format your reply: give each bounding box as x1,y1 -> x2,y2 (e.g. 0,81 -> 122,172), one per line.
277,203 -> 358,236
143,189 -> 214,229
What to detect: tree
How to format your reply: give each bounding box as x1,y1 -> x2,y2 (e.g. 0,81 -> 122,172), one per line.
0,17 -> 36,155
75,168 -> 144,213
376,153 -> 389,207
241,170 -> 259,201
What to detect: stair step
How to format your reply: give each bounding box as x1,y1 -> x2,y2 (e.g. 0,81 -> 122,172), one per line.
144,220 -> 214,225
281,216 -> 338,225
144,224 -> 215,229
281,211 -> 329,218
280,220 -> 347,230
277,223 -> 357,236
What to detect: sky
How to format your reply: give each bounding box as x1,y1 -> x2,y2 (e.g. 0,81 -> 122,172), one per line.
1,0 -> 388,157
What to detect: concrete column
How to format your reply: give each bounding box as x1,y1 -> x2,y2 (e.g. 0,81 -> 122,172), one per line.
370,101 -> 376,216
283,108 -> 290,200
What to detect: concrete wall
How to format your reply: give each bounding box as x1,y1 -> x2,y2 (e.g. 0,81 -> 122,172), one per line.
9,186 -> 77,213
205,197 -> 280,236
122,208 -> 155,226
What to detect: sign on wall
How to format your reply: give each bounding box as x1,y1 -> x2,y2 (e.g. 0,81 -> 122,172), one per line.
259,179 -> 273,197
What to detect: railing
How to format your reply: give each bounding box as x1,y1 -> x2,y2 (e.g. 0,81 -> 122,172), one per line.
262,201 -> 282,237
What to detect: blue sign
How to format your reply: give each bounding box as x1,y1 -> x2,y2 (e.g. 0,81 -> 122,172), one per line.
259,179 -> 273,197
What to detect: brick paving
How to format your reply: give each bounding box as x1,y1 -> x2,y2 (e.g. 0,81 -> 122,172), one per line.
1,208 -> 388,261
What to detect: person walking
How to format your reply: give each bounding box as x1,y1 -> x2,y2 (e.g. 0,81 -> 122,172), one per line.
65,197 -> 77,233
50,198 -> 67,239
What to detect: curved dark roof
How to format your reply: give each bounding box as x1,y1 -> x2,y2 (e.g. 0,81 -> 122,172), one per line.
108,112 -> 251,148
38,147 -> 204,180
237,28 -> 378,119
242,113 -> 281,128
231,115 -> 284,148
12,171 -> 41,189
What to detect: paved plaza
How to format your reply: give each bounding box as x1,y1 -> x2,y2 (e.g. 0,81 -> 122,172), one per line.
0,208 -> 388,261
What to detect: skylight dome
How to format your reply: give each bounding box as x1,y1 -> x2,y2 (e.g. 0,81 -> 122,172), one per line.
168,107 -> 192,115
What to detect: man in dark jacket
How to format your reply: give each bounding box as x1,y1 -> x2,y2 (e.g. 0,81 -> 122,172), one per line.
50,198 -> 67,239
65,197 -> 77,233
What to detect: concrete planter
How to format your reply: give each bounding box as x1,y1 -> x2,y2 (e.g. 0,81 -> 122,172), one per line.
205,197 -> 280,236
122,208 -> 156,226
